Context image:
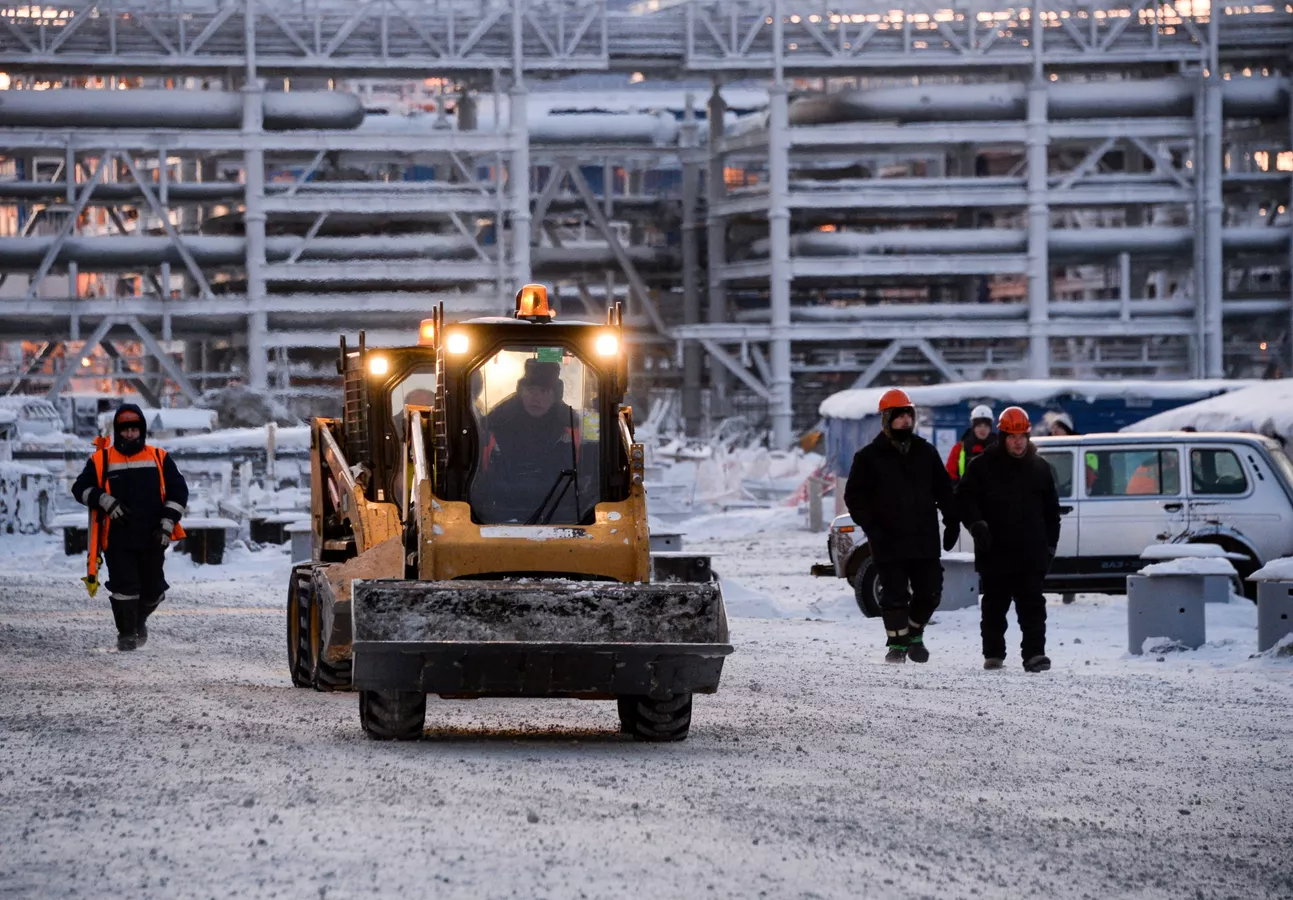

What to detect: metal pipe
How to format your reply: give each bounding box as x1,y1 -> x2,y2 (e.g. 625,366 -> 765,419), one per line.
1203,16 -> 1225,378
679,93 -> 702,437
706,83 -> 729,408
244,0 -> 269,391
0,89 -> 364,130
768,79 -> 793,449
1026,80 -> 1050,378
787,77 -> 1290,126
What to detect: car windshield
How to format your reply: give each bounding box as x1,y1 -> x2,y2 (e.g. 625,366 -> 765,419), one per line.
466,344 -> 602,525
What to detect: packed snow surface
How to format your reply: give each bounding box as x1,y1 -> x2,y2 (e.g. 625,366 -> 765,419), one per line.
2,509 -> 1291,898
1122,378 -> 1293,449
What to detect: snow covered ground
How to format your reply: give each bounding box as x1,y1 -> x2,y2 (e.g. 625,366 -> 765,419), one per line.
2,512 -> 1292,899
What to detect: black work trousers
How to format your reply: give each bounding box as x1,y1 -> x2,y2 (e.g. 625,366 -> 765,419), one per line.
875,559 -> 943,634
980,571 -> 1047,661
104,546 -> 169,633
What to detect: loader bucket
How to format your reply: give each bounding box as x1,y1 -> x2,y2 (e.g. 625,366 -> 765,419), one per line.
350,579 -> 732,700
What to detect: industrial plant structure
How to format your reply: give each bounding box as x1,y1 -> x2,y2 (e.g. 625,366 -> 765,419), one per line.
0,0 -> 1289,446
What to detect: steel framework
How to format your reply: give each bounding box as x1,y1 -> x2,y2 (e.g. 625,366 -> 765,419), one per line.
0,0 -> 1289,443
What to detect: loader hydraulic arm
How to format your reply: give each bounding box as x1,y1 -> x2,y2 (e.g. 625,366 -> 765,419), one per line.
318,421 -> 401,555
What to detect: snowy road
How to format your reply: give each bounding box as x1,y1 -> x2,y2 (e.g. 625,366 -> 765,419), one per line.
2,522 -> 1292,900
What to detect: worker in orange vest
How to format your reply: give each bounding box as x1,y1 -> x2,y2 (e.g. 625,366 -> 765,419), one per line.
71,404 -> 189,651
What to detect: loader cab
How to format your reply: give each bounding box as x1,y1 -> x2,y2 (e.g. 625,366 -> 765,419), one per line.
334,284 -> 632,530
435,286 -> 632,526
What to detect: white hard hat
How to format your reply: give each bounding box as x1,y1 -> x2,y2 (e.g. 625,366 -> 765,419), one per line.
970,404 -> 993,423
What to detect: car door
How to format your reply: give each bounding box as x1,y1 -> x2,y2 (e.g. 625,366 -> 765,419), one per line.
1037,447 -> 1079,577
1187,442 -> 1283,566
1078,443 -> 1188,580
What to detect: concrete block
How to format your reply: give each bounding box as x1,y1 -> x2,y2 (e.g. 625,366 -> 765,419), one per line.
1126,574 -> 1206,654
650,532 -> 682,553
1200,573 -> 1233,604
1256,580 -> 1293,653
939,557 -> 980,611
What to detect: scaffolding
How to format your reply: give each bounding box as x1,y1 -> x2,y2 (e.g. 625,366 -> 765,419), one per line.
0,0 -> 1289,443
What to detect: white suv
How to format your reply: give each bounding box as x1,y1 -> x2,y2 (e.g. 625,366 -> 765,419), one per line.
825,432 -> 1293,615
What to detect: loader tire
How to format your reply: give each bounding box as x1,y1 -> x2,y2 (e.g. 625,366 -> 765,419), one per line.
617,693 -> 692,743
309,589 -> 352,693
287,566 -> 314,688
359,690 -> 426,741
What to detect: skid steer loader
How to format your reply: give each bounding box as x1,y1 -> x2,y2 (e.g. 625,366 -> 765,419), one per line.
287,284 -> 731,741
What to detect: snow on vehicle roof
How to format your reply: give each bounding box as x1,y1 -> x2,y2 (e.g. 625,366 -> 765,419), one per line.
818,379 -> 1249,421
1033,431 -> 1277,446
1121,378 -> 1293,448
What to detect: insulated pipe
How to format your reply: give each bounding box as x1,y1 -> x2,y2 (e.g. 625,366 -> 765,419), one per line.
680,95 -> 703,436
244,5 -> 269,391
733,298 -> 1289,321
0,90 -> 365,130
786,77 -> 1290,126
1026,81 -> 1049,378
0,182 -> 243,202
768,81 -> 794,449
0,234 -> 477,268
510,82 -> 531,288
747,227 -> 1292,258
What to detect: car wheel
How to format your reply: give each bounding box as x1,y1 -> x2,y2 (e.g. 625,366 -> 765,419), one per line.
851,557 -> 882,618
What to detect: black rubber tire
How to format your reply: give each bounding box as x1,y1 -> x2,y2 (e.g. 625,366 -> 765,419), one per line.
286,567 -> 314,688
309,590 -> 353,692
359,690 -> 427,741
617,693 -> 692,742
852,558 -> 882,618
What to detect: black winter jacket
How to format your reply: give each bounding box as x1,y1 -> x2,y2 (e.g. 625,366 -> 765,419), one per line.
71,405 -> 189,551
843,431 -> 956,563
955,441 -> 1060,575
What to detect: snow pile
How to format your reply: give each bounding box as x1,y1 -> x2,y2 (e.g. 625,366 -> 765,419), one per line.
199,386 -> 299,429
717,577 -> 790,618
1249,556 -> 1293,581
820,379 -> 1249,421
1122,379 -> 1293,447
1139,557 -> 1237,577
681,505 -> 803,541
1139,543 -> 1245,560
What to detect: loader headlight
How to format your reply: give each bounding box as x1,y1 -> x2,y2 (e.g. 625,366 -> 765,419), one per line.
446,332 -> 469,355
367,355 -> 389,376
595,333 -> 619,357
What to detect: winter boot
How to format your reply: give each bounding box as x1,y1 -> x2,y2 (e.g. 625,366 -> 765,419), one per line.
1023,655 -> 1051,673
884,635 -> 909,663
134,620 -> 148,648
906,622 -> 930,664
110,598 -> 139,652
983,658 -> 1004,670
136,595 -> 161,648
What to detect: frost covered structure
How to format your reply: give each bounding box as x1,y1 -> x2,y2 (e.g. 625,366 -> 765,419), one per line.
0,462 -> 56,535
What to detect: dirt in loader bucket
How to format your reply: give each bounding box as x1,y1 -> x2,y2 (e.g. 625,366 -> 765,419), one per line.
352,579 -> 727,644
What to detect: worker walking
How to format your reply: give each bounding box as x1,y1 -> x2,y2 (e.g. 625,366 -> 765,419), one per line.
72,404 -> 188,651
956,407 -> 1060,673
945,404 -> 996,484
843,389 -> 958,664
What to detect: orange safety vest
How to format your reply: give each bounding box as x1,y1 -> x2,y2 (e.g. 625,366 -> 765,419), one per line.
84,444 -> 187,595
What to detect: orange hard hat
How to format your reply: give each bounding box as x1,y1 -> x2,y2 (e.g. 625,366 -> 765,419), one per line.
997,406 -> 1032,435
877,388 -> 914,413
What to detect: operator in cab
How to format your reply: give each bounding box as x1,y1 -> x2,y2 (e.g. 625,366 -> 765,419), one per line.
475,358 -> 583,524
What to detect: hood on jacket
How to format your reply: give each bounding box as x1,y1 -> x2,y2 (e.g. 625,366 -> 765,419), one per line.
112,403 -> 148,455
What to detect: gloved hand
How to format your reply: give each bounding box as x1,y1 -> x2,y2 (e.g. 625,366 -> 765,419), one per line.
969,521 -> 992,554
942,524 -> 960,553
98,493 -> 129,520
154,519 -> 176,548
1045,545 -> 1057,572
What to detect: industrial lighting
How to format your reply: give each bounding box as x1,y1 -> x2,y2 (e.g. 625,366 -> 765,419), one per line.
446,332 -> 470,355
514,283 -> 554,321
595,333 -> 619,357
1260,342 -> 1268,351
80,357 -> 92,368
417,318 -> 436,346
368,355 -> 389,376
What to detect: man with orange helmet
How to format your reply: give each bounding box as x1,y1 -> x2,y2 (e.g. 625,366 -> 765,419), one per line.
843,388 -> 958,664
955,406 -> 1060,673
71,404 -> 189,651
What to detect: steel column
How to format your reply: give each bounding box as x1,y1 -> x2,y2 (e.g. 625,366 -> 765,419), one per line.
680,94 -> 703,436
767,81 -> 793,448
1202,19 -> 1225,378
243,0 -> 269,391
706,83 -> 729,404
1026,81 -> 1050,378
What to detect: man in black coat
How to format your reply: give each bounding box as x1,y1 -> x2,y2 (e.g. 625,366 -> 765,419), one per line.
843,389 -> 958,663
72,404 -> 188,651
956,406 -> 1060,672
